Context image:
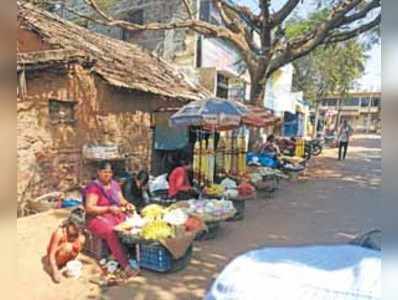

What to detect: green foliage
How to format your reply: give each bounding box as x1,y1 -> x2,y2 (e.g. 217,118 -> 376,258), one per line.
285,9 -> 330,39
292,40 -> 367,103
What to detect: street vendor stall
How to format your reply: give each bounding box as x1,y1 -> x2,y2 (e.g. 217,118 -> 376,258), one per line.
168,98 -> 272,221
114,204 -> 204,272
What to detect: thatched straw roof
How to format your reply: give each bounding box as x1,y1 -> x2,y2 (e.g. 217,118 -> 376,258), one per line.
17,1 -> 209,101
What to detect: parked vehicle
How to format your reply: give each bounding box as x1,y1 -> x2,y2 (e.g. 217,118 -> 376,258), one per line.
305,138 -> 323,156
205,230 -> 381,300
318,130 -> 338,148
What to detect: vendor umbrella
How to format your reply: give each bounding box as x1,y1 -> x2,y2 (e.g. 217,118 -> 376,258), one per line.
241,105 -> 280,128
170,97 -> 248,130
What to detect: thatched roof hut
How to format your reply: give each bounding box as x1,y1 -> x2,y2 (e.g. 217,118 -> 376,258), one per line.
17,1 -> 209,102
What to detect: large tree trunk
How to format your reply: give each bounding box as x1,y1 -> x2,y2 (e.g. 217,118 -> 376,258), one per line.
249,68 -> 268,106
247,69 -> 268,148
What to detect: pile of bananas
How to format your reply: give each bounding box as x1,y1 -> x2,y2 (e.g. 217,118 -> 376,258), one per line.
206,184 -> 225,196
140,220 -> 174,240
141,204 -> 165,220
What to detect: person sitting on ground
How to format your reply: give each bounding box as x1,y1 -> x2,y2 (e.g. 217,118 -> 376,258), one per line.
168,158 -> 198,200
84,161 -> 138,278
45,207 -> 86,283
122,170 -> 150,211
260,134 -> 281,156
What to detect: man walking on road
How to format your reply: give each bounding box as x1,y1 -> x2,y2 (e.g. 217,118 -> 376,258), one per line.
338,120 -> 353,160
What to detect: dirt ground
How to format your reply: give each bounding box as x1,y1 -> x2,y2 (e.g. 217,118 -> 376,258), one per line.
16,134 -> 381,300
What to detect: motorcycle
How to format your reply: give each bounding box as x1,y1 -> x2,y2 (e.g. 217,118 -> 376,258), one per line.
317,131 -> 338,148
305,138 -> 323,156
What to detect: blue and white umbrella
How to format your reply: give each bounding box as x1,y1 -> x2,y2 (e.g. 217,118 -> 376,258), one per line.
170,98 -> 249,130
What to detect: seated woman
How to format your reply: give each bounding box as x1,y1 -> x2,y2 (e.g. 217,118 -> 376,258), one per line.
122,170 -> 150,211
84,161 -> 138,277
45,207 -> 86,283
260,134 -> 281,156
168,159 -> 198,201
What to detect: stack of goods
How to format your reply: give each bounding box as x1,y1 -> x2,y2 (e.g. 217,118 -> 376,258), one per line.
82,144 -> 121,160
115,204 -> 204,242
193,137 -> 216,187
171,199 -> 236,223
115,204 -> 201,272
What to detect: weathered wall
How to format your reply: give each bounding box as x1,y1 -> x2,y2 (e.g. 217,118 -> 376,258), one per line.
63,0 -> 198,68
17,26 -> 185,213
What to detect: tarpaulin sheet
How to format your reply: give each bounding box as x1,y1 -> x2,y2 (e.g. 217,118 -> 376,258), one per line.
205,245 -> 381,300
154,113 -> 188,150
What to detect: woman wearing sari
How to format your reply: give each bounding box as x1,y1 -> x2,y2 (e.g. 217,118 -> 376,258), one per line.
85,161 -> 138,277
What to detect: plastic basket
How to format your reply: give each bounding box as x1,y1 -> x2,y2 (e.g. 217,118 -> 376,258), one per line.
137,243 -> 193,273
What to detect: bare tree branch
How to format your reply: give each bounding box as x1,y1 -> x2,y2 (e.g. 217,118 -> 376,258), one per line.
267,12 -> 380,78
217,0 -> 261,27
72,0 -> 380,105
212,0 -> 242,34
340,0 -> 380,25
324,13 -> 381,44
271,0 -> 301,27
182,0 -> 194,19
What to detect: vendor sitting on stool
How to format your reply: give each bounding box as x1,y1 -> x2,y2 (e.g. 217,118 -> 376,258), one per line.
168,157 -> 198,201
122,170 -> 149,211
45,207 -> 86,283
84,161 -> 138,278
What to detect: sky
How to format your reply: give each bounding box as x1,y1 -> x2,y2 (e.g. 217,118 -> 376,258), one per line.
235,0 -> 381,92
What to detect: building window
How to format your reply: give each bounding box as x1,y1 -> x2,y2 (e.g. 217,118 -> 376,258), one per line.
360,97 -> 370,107
216,73 -> 229,99
372,97 -> 380,107
343,97 -> 360,106
121,9 -> 144,41
200,0 -> 210,22
200,0 -> 221,25
49,99 -> 77,124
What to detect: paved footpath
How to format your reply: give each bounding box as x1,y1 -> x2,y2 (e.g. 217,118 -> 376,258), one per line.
16,135 -> 381,300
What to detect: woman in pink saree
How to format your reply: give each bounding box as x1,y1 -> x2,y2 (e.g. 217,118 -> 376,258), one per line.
85,161 -> 138,277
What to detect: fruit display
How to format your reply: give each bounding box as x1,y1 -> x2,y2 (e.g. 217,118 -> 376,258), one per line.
141,204 -> 165,220
140,220 -> 174,240
205,184 -> 225,197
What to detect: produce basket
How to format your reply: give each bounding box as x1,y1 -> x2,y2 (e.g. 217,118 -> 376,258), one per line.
195,221 -> 220,241
135,242 -> 193,273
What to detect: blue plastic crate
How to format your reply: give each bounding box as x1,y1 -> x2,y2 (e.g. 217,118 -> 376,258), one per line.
138,243 -> 193,273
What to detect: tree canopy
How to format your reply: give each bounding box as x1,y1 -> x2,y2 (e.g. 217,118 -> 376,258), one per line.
38,0 -> 381,105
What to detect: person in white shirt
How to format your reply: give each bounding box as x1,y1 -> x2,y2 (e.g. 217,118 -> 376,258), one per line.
338,120 -> 353,160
